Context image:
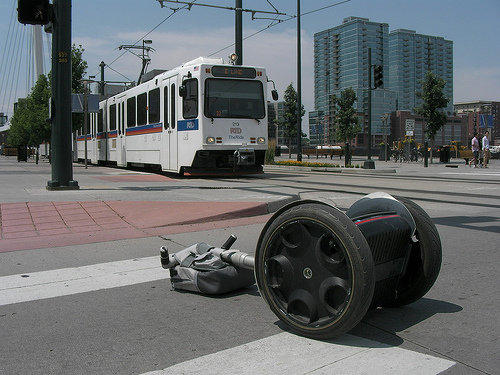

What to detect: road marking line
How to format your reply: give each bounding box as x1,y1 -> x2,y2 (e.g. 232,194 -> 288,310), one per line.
1,258 -> 456,374
0,256 -> 169,306
142,331 -> 455,375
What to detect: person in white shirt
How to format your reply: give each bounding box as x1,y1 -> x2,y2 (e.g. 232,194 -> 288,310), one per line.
482,130 -> 490,168
471,133 -> 480,168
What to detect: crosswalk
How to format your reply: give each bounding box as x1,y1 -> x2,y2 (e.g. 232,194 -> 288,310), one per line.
143,332 -> 455,375
0,256 -> 455,374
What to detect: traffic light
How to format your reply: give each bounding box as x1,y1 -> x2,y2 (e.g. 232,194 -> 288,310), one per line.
373,65 -> 383,89
18,0 -> 50,25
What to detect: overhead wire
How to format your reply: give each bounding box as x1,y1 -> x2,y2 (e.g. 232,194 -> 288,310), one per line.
207,1 -> 350,58
0,0 -> 20,117
1,0 -> 351,117
92,1 -> 197,82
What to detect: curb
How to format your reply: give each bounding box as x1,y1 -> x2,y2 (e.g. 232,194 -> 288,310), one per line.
264,165 -> 397,174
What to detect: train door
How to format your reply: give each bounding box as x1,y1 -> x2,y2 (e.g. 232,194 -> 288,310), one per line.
90,112 -> 98,164
97,108 -> 107,163
161,76 -> 178,171
116,95 -> 126,166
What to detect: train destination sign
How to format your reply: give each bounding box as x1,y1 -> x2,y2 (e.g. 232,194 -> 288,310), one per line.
212,66 -> 256,79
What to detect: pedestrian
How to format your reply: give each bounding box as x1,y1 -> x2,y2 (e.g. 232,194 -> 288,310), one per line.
482,130 -> 490,168
471,132 -> 480,168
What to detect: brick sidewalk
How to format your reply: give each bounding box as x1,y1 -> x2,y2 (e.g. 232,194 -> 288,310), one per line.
0,201 -> 129,240
0,200 -> 270,253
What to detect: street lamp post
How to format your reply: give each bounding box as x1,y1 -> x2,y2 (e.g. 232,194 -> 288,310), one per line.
80,79 -> 94,169
381,113 -> 389,161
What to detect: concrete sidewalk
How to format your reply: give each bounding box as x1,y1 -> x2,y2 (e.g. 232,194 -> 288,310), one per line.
0,156 -> 279,253
1,153 -> 497,253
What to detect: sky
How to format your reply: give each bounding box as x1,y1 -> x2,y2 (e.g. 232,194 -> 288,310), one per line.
1,0 -> 499,121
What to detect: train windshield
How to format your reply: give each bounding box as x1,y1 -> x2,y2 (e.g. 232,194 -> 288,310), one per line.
205,78 -> 265,119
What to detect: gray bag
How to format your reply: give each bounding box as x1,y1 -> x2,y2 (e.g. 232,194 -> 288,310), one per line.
169,243 -> 255,295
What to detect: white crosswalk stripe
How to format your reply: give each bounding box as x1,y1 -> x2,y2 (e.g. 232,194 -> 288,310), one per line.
142,331 -> 455,375
0,256 -> 168,305
0,256 -> 456,374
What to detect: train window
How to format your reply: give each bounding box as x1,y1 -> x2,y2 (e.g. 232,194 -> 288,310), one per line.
171,83 -> 176,129
163,86 -> 168,129
149,88 -> 160,124
204,79 -> 265,119
127,97 -> 136,127
98,109 -> 104,133
137,92 -> 147,126
182,79 -> 198,119
109,104 -> 117,131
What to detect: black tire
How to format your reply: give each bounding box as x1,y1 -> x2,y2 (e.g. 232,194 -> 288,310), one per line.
255,201 -> 375,339
388,197 -> 442,307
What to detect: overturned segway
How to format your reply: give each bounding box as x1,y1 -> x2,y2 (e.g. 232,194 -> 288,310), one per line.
160,192 -> 442,339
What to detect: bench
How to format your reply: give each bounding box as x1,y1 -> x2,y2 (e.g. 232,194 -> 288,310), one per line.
459,149 -> 474,164
303,147 -> 344,160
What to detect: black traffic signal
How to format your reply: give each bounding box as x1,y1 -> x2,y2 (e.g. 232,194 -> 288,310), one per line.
18,0 -> 50,25
373,65 -> 383,89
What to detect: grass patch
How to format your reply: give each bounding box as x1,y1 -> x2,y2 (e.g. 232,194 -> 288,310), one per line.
270,160 -> 360,168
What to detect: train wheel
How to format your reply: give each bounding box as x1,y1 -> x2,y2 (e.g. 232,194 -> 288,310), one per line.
255,202 -> 375,339
388,197 -> 442,307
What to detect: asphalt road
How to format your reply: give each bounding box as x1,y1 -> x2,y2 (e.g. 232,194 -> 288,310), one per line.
1,156 -> 499,374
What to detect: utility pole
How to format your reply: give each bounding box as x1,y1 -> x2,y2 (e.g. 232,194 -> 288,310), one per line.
296,0 -> 302,162
364,48 -> 375,169
157,1 -> 287,66
235,0 -> 242,65
99,61 -> 105,96
47,0 -> 79,189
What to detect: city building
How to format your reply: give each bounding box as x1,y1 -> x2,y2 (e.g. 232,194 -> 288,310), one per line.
391,110 -> 467,148
312,17 -> 390,148
389,29 -> 453,115
311,16 -> 454,150
267,101 -> 287,146
454,101 -> 499,145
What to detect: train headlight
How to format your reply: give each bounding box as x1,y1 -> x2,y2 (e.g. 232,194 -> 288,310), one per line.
206,137 -> 215,144
257,137 -> 266,144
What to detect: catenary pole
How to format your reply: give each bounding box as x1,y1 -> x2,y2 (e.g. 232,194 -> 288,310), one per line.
364,47 -> 375,169
235,0 -> 242,65
296,0 -> 302,161
47,0 -> 79,189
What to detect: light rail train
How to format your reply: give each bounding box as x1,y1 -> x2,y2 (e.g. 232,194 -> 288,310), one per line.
75,57 -> 277,175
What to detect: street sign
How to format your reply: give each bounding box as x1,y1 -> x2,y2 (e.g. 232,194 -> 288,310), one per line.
405,119 -> 415,136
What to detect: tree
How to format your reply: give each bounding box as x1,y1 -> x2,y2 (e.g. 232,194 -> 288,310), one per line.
8,44 -> 88,159
330,88 -> 361,166
8,100 -> 31,147
282,83 -> 305,158
71,44 -> 89,132
8,75 -> 51,163
414,71 -> 449,161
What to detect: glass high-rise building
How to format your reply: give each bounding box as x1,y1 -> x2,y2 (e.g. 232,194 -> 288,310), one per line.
311,16 -> 453,146
389,29 -> 453,115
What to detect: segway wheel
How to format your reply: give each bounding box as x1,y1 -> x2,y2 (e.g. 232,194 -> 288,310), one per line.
388,197 -> 442,307
255,202 -> 375,339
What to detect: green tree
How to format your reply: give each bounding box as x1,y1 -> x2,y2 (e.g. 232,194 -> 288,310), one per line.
282,83 -> 305,158
8,75 -> 51,162
8,100 -> 31,147
414,71 -> 449,161
71,44 -> 89,132
330,87 -> 361,166
8,44 -> 88,159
